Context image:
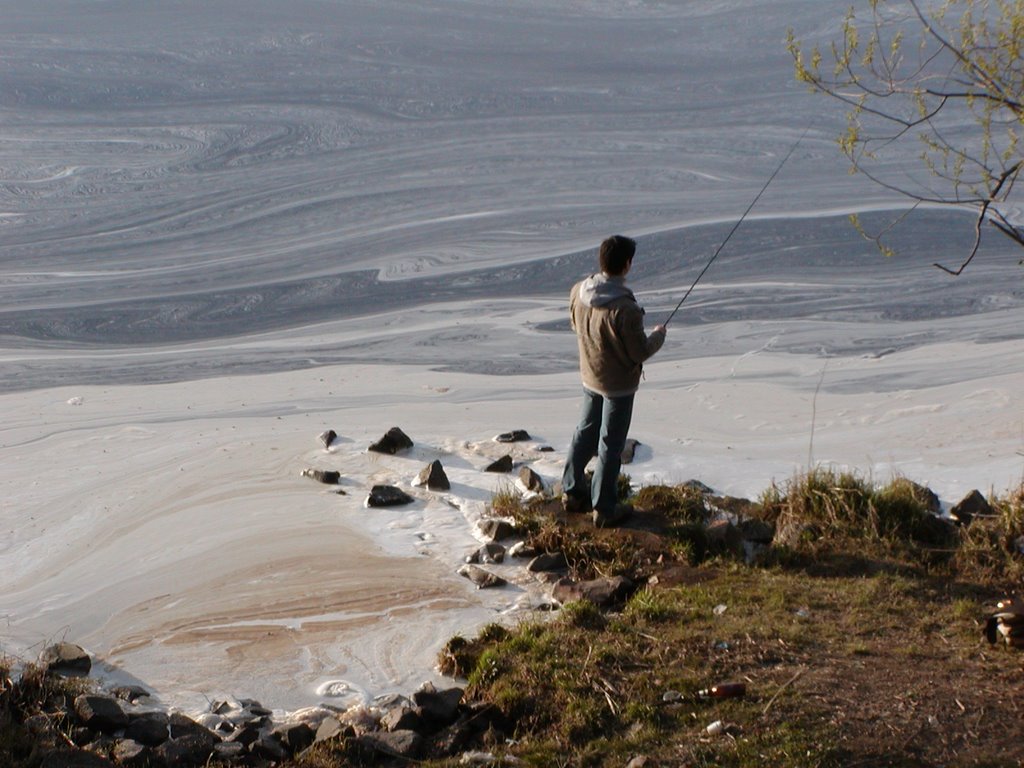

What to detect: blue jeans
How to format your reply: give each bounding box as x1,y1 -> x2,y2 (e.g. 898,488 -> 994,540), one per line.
562,388 -> 635,515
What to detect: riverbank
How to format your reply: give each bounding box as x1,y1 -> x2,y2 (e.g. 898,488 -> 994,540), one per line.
5,471 -> 1023,767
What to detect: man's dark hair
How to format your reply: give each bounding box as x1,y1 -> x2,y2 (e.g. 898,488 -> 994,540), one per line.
599,235 -> 636,276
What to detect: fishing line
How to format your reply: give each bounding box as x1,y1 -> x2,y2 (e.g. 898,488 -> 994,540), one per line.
663,124 -> 813,327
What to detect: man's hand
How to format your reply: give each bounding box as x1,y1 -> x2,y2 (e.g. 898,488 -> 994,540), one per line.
653,324 -> 666,335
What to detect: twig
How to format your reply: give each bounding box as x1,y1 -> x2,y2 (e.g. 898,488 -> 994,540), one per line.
762,667 -> 806,717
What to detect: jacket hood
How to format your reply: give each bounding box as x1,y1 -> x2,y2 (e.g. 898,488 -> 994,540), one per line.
577,273 -> 634,308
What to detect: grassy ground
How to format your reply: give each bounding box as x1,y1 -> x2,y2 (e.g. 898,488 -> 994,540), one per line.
422,471 -> 1024,767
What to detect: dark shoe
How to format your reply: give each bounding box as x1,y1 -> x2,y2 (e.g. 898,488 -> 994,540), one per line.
593,503 -> 633,528
561,493 -> 592,514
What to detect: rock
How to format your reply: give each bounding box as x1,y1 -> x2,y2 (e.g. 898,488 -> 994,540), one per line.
414,460 -> 451,491
314,716 -> 349,744
950,489 -> 993,525
413,682 -> 463,727
111,739 -> 150,766
682,479 -> 716,495
366,484 -> 415,507
484,455 -> 514,473
237,698 -> 272,716
153,734 -> 218,767
905,480 -> 942,514
368,427 -> 414,454
74,694 -> 129,733
381,703 -> 423,733
319,429 -> 338,449
39,642 -> 91,675
250,733 -> 290,761
478,518 -> 515,541
495,430 -> 531,443
194,712 -> 226,732
109,685 -> 149,703
465,542 -> 506,564
357,729 -> 423,760
212,741 -> 248,760
552,575 -> 634,608
457,564 -> 507,589
301,468 -> 341,484
620,438 -> 641,464
339,705 -> 381,734
517,466 -> 545,492
166,713 -> 220,756
125,711 -> 170,747
222,719 -> 262,747
272,724 -> 315,753
527,552 -> 568,572
428,718 -> 473,757
536,445 -> 555,452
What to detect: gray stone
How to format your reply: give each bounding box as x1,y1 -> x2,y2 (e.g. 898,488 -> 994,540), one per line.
478,518 -> 515,541
213,741 -> 248,760
125,711 -> 170,747
358,729 -> 424,760
412,682 -> 463,726
381,703 -> 423,732
154,734 -> 218,766
39,642 -> 91,675
906,480 -> 942,514
237,698 -> 271,715
168,712 -> 219,748
109,685 -> 149,703
301,468 -> 341,484
111,739 -> 150,766
465,542 -> 506,564
951,489 -> 993,525
682,479 -> 716,495
457,564 -> 507,589
528,552 -> 568,572
272,722 -> 316,753
319,429 -> 338,449
368,426 -> 414,454
251,734 -> 289,761
495,430 -> 530,443
484,455 -> 514,473
552,575 -> 634,607
223,720 -> 262,747
366,484 -> 415,507
74,694 -> 129,733
314,716 -> 349,744
415,460 -> 451,491
518,466 -> 545,492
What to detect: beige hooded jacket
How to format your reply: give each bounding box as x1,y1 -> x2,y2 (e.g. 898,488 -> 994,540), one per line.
570,273 -> 666,397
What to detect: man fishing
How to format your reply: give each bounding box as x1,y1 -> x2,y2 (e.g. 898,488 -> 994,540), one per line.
561,234 -> 667,527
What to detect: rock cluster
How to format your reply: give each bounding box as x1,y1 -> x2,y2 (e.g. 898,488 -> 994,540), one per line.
25,644 -> 510,767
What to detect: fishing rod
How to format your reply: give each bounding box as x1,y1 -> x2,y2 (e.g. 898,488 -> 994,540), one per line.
663,126 -> 812,326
